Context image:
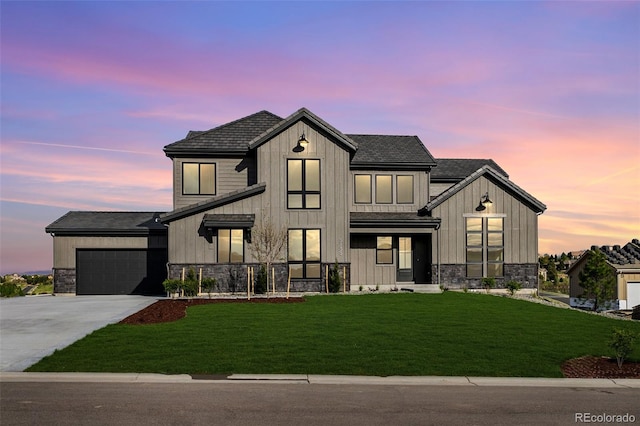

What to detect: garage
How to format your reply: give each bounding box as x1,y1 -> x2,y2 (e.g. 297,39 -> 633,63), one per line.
46,211 -> 168,295
627,282 -> 640,310
76,249 -> 167,295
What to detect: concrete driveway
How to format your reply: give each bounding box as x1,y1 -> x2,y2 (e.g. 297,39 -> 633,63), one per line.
0,295 -> 157,371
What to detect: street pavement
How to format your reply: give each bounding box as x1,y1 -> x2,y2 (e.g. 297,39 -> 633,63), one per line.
0,295 -> 157,371
1,377 -> 638,426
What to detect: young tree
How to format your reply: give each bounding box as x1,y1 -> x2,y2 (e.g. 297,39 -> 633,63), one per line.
578,249 -> 616,311
248,207 -> 287,293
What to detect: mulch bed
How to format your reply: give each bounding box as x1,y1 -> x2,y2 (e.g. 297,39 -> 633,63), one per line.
561,356 -> 640,379
119,297 -> 303,325
120,298 -> 639,379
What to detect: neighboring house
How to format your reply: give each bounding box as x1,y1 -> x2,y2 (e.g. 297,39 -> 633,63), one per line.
46,107 -> 546,295
568,240 -> 640,310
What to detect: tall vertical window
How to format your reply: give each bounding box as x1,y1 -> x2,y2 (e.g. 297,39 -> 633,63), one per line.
218,229 -> 244,263
354,174 -> 372,204
183,163 -> 215,195
376,236 -> 393,264
396,175 -> 414,204
375,175 -> 392,204
288,229 -> 321,278
398,237 -> 412,269
287,159 -> 320,209
466,217 -> 504,278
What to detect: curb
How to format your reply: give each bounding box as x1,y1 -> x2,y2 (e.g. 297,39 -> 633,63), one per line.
1,372 -> 638,388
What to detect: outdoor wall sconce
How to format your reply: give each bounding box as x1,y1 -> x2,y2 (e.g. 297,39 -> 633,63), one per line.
476,192 -> 493,211
297,132 -> 310,149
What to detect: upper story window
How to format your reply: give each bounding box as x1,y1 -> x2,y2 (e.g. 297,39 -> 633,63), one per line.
287,159 -> 320,209
356,174 -> 414,205
183,163 -> 215,195
354,175 -> 372,204
396,175 -> 414,204
375,175 -> 393,204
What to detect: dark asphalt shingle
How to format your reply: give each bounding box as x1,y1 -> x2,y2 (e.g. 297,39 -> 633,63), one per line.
45,212 -> 166,235
348,134 -> 436,168
431,159 -> 509,180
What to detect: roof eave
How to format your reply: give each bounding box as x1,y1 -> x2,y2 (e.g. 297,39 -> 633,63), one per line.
350,162 -> 436,171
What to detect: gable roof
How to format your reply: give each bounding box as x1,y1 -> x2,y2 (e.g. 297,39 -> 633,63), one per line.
248,107 -> 358,152
348,135 -> 436,170
45,212 -> 166,236
163,110 -> 283,157
160,182 -> 266,223
567,240 -> 640,274
424,165 -> 546,214
431,159 -> 509,181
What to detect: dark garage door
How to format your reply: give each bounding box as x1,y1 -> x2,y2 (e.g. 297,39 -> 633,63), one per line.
76,249 -> 167,295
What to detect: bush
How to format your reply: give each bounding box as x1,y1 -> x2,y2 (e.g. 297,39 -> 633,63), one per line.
255,265 -> 267,294
0,282 -> 24,298
481,277 -> 496,293
201,277 -> 217,297
609,328 -> 637,368
505,281 -> 522,296
328,261 -> 342,293
162,279 -> 181,296
181,278 -> 198,297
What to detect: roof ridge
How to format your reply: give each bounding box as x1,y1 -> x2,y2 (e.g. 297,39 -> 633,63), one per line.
181,110 -> 281,142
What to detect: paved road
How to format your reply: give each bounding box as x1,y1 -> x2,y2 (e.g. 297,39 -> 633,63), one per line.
540,291 -> 571,306
1,379 -> 638,426
0,295 -> 157,371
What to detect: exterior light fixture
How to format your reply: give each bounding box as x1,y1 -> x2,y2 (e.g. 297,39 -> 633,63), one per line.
476,192 -> 492,212
297,132 -> 310,149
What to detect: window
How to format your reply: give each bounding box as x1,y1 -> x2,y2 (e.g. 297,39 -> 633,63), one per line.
398,237 -> 412,269
287,159 -> 320,209
183,163 -> 215,195
466,217 -> 504,278
396,175 -> 414,204
376,236 -> 393,264
288,229 -> 321,278
218,229 -> 244,263
354,174 -> 372,204
375,175 -> 392,204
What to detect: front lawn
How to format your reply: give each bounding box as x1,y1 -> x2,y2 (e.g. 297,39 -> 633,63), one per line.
27,292 -> 640,377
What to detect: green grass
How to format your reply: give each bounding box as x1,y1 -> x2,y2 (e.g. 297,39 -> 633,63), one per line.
27,293 -> 640,377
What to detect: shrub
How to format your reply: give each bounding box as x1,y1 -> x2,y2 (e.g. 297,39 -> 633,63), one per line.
162,279 -> 181,296
201,277 -> 217,298
181,278 -> 198,297
255,265 -> 267,294
505,281 -> 522,296
609,328 -> 637,368
481,277 -> 496,293
328,261 -> 342,293
0,282 -> 24,298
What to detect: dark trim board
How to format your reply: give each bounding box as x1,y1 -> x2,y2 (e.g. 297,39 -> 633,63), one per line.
76,249 -> 167,295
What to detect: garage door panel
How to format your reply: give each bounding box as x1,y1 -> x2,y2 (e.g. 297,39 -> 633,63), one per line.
76,249 -> 166,295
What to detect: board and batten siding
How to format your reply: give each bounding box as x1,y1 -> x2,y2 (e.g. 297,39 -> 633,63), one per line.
350,235 -> 396,286
53,236 -> 156,268
431,176 -> 539,265
169,120 -> 352,265
173,157 -> 251,210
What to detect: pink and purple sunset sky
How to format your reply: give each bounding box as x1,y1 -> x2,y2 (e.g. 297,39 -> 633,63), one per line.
1,1 -> 639,274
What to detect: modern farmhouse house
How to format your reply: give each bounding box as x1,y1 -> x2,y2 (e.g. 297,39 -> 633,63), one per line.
46,107 -> 546,295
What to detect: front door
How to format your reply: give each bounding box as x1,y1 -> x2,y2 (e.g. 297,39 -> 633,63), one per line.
413,236 -> 431,284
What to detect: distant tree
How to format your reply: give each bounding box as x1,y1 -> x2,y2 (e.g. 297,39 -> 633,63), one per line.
578,249 -> 616,312
547,261 -> 558,284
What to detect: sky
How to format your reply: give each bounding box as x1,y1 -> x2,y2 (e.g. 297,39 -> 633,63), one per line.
1,1 -> 639,274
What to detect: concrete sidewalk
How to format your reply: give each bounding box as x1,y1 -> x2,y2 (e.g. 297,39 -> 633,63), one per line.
0,295 -> 157,372
1,372 -> 638,388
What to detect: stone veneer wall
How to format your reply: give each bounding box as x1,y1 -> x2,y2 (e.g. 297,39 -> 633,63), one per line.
168,263 -> 351,293
435,263 -> 538,289
53,268 -> 76,293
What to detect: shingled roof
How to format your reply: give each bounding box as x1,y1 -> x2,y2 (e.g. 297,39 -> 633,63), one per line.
591,240 -> 640,266
45,212 -> 166,236
163,110 -> 283,157
431,159 -> 509,181
163,108 -> 438,169
348,135 -> 436,170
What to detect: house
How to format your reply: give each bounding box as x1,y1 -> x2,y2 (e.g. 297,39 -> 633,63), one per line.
568,240 -> 640,310
46,107 -> 546,295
